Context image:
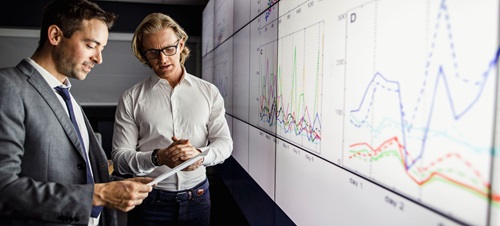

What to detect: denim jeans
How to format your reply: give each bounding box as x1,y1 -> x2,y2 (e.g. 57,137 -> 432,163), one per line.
127,178 -> 211,226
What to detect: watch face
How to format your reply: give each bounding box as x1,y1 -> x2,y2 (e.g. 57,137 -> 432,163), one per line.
152,149 -> 160,166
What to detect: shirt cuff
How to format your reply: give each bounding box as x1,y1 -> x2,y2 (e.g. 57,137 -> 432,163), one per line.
198,147 -> 214,166
139,150 -> 157,170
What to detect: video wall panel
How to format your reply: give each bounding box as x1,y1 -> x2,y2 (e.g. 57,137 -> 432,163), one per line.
202,0 -> 500,225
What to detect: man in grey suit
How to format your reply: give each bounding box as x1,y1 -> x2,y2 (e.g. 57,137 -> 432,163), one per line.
0,0 -> 153,225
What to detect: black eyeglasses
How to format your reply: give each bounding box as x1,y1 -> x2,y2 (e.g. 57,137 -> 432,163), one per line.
143,39 -> 180,59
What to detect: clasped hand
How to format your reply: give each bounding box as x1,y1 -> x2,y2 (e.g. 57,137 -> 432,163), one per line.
155,136 -> 204,171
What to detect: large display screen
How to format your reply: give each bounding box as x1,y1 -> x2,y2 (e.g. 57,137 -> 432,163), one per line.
202,0 -> 500,225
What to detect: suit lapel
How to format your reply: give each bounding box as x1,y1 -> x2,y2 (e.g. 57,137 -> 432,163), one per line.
82,113 -> 110,183
17,60 -> 87,159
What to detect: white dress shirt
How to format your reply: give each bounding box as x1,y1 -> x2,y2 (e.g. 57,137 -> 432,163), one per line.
111,68 -> 233,191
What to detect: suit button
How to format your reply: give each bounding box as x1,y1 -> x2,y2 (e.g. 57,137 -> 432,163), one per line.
77,163 -> 85,170
57,216 -> 72,223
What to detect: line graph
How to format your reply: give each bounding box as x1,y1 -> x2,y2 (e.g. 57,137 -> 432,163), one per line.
214,40 -> 233,113
249,6 -> 278,132
256,40 -> 278,134
277,21 -> 323,153
341,0 -> 499,225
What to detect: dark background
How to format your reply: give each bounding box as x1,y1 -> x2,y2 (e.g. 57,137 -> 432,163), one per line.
0,0 -> 204,35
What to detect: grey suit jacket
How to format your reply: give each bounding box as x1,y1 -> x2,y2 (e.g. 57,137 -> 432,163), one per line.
0,60 -> 117,226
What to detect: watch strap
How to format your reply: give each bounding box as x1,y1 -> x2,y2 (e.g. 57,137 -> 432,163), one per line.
151,149 -> 161,166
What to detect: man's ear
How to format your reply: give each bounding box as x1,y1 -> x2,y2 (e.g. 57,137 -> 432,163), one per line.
47,25 -> 63,45
178,39 -> 185,52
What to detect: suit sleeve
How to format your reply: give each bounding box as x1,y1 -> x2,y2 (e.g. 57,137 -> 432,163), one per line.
0,71 -> 94,224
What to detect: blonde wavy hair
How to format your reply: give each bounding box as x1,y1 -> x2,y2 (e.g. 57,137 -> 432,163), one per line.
132,13 -> 190,67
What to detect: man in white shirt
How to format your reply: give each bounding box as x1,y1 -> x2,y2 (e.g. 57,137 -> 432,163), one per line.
111,13 -> 233,226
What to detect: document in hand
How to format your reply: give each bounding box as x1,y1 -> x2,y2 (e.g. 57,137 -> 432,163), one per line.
147,150 -> 209,186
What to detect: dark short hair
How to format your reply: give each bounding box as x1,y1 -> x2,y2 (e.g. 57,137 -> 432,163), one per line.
37,0 -> 118,50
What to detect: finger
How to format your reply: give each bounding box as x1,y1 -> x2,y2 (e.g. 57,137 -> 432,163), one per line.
165,136 -> 187,151
171,148 -> 197,161
165,144 -> 194,159
185,158 -> 203,171
135,190 -> 151,199
169,151 -> 185,161
123,180 -> 153,193
165,141 -> 189,155
181,147 -> 200,160
173,142 -> 192,149
119,198 -> 144,212
172,136 -> 190,145
127,177 -> 154,184
196,158 -> 203,167
171,136 -> 189,144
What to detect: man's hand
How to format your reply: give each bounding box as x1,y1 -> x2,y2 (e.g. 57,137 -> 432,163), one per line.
156,136 -> 203,171
182,157 -> 204,171
92,177 -> 153,212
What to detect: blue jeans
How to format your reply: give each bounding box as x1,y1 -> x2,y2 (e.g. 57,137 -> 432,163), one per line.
127,178 -> 211,226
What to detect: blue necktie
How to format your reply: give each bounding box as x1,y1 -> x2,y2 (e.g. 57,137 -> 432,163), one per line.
55,86 -> 102,218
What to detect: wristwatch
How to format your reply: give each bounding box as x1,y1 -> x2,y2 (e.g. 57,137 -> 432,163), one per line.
151,149 -> 161,166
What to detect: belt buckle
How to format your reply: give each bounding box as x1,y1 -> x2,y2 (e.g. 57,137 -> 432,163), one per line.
196,188 -> 205,197
175,191 -> 192,201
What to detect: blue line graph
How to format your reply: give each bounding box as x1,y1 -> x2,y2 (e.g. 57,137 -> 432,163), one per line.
342,0 -> 499,225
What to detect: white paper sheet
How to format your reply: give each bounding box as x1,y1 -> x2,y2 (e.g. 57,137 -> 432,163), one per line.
147,150 -> 209,186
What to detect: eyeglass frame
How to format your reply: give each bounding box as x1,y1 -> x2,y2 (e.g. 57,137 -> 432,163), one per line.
143,39 -> 180,59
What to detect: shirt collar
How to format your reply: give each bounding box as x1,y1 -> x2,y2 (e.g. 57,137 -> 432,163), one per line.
150,65 -> 192,88
25,57 -> 71,89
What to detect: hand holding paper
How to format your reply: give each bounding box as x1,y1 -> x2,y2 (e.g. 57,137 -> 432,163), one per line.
147,150 -> 209,186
